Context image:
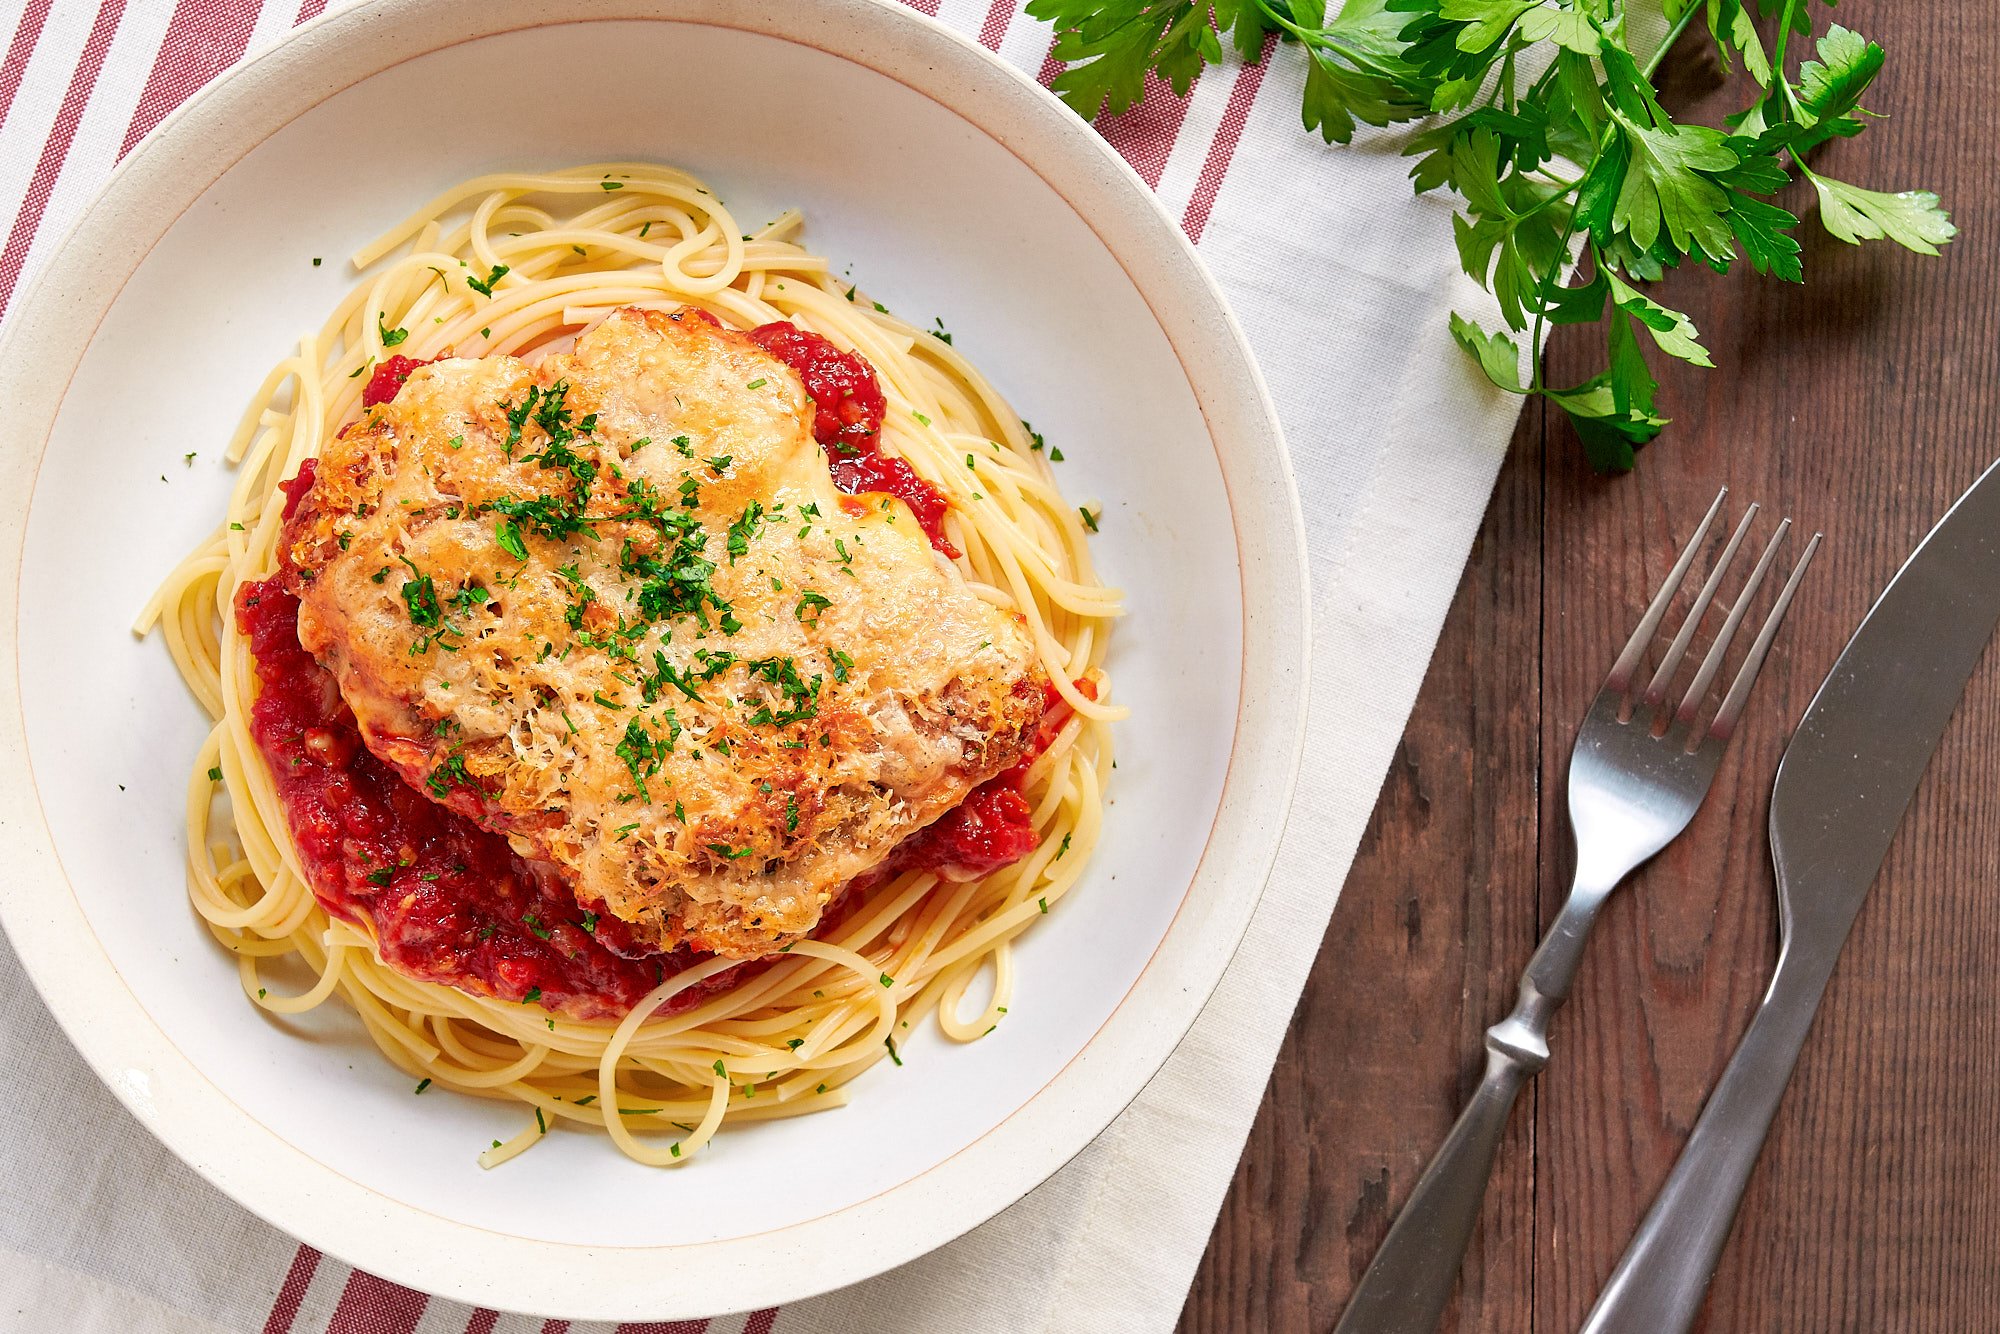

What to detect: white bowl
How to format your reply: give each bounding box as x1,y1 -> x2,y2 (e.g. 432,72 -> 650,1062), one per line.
0,0 -> 1308,1318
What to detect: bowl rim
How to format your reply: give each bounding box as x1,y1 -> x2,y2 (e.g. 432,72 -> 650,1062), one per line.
0,0 -> 1311,1317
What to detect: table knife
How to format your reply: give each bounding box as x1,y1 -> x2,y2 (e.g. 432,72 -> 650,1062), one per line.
1580,458 -> 2000,1334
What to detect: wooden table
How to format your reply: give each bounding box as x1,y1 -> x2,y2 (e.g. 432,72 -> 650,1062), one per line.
1179,8 -> 2000,1331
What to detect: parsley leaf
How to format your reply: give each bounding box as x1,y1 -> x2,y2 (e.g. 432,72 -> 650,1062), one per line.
1807,174 -> 1956,256
1036,0 -> 1952,471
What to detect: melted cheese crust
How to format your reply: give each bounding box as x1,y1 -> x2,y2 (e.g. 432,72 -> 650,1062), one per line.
281,307 -> 1044,958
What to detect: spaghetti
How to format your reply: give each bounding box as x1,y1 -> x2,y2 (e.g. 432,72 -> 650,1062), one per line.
139,163 -> 1121,1166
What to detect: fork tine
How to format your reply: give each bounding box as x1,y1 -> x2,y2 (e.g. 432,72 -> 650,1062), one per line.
1606,489 -> 1728,696
1673,517 -> 1793,731
1638,503 -> 1759,718
1698,531 -> 1822,748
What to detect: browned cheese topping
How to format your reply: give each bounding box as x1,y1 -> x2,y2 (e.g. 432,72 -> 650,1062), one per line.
281,307 -> 1045,958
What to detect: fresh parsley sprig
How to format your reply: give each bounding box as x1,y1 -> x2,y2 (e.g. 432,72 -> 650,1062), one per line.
1029,0 -> 1954,470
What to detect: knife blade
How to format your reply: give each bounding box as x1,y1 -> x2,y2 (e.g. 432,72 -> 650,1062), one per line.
1582,457 -> 2000,1334
1769,457 -> 2000,943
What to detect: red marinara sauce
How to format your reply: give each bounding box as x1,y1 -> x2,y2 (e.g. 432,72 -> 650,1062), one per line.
891,678 -> 1095,878
233,574 -> 730,1020
746,321 -> 959,558
362,354 -> 438,409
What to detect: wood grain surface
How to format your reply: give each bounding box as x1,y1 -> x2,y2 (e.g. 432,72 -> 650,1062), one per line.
1180,7 -> 2000,1331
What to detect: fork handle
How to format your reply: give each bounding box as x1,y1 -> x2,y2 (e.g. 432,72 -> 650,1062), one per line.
1334,884 -> 1611,1334
1579,949 -> 1835,1334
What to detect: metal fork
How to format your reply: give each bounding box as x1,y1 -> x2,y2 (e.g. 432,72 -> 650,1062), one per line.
1333,491 -> 1819,1334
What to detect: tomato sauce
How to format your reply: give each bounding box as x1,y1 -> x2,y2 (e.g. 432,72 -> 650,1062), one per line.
746,321 -> 959,558
234,575 -> 730,1020
890,678 -> 1092,877
362,354 -> 438,409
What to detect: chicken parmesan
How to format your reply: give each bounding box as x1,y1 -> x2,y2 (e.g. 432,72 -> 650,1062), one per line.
280,306 -> 1047,958
146,164 -> 1120,1166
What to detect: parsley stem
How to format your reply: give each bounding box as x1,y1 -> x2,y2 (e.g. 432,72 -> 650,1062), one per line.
1768,0 -> 1803,91
1245,0 -> 1414,85
1639,5 -> 1703,82
1526,127 -> 1611,396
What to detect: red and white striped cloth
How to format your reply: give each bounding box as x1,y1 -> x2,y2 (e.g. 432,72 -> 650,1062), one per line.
0,2 -> 1524,1330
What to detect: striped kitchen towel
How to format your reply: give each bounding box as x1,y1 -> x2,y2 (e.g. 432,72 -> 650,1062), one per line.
0,1 -> 1522,1330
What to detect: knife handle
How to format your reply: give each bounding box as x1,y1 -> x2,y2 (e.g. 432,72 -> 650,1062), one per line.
1580,950 -> 1836,1334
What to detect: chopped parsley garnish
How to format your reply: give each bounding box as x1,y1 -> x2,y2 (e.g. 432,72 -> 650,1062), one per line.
447,582 -> 489,617
1079,506 -> 1100,532
366,868 -> 393,886
494,518 -> 528,560
206,766 -> 222,782
693,648 -> 738,680
501,384 -> 543,458
708,843 -> 752,860
615,718 -> 667,800
601,180 -> 623,191
426,750 -> 474,798
794,591 -> 832,625
746,377 -> 767,390
931,318 -> 953,345
726,501 -> 765,563
397,557 -> 451,651
415,1078 -> 431,1094
885,1036 -> 903,1065
522,913 -> 552,941
581,911 -> 599,932
1056,832 -> 1072,859
522,986 -> 542,1004
1050,447 -> 1065,462
466,263 -> 509,296
743,655 -> 821,726
830,648 -> 854,683
378,316 -> 408,347
641,650 -> 703,703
